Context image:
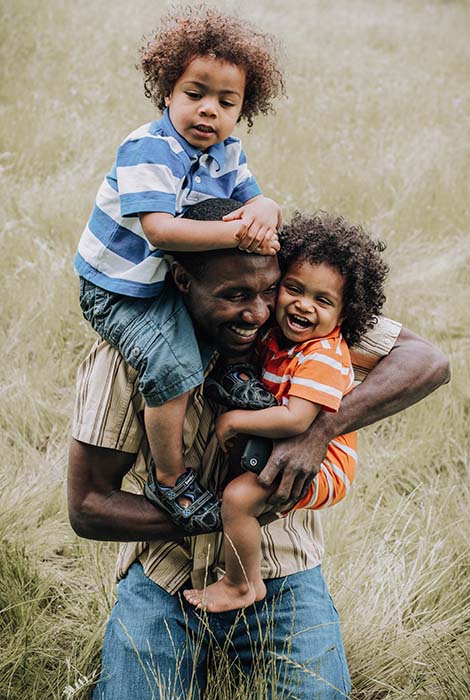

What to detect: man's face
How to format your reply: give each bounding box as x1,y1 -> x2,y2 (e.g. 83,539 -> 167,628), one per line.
173,253 -> 280,357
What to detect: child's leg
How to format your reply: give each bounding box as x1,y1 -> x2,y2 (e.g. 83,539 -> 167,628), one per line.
80,278 -> 210,514
145,394 -> 188,488
183,471 -> 275,612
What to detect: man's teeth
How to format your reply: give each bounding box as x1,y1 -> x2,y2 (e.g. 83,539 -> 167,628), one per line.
229,325 -> 256,337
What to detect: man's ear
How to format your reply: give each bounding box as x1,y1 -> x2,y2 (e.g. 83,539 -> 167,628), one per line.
171,261 -> 191,293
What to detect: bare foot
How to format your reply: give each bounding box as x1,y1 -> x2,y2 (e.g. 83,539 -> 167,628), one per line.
183,576 -> 267,612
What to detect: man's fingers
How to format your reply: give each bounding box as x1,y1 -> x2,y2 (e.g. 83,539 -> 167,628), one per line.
267,468 -> 296,505
266,466 -> 314,506
290,471 -> 314,504
257,456 -> 285,488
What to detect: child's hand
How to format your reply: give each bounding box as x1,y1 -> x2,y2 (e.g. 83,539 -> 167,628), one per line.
215,412 -> 239,453
224,196 -> 282,256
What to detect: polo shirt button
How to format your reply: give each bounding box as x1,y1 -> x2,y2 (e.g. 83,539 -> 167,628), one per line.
131,346 -> 141,357
195,176 -> 201,183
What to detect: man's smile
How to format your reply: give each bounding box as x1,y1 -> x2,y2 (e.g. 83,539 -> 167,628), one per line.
227,324 -> 259,341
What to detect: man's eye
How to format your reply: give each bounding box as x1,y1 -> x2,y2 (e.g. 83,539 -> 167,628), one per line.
264,286 -> 278,296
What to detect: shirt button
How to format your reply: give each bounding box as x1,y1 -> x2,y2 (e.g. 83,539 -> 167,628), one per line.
131,346 -> 141,358
195,176 -> 201,183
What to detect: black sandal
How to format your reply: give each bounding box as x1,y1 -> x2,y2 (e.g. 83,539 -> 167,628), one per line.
144,464 -> 221,534
204,363 -> 278,410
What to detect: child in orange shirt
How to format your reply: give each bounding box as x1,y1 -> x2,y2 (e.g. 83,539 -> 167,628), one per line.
184,211 -> 389,612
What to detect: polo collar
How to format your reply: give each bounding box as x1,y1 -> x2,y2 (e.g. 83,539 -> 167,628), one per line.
157,109 -> 226,170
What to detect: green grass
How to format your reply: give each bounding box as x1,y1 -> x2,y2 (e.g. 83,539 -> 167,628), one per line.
1,0 -> 469,697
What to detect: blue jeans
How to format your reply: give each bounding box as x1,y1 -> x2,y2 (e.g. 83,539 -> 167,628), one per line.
79,277 -> 204,406
94,562 -> 350,699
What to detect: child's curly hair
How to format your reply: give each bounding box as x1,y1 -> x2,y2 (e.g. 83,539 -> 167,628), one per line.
139,4 -> 285,128
279,213 -> 389,346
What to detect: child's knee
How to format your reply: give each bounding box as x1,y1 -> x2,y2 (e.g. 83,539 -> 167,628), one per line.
222,473 -> 264,518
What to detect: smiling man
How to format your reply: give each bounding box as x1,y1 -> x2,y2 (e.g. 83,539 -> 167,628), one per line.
68,199 -> 449,700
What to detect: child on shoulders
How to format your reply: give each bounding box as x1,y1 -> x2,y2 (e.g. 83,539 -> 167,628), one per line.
74,5 -> 284,532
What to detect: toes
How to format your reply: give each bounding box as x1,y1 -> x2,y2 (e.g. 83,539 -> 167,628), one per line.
183,588 -> 203,607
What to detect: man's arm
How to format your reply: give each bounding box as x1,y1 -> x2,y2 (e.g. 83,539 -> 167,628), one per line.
258,327 -> 450,506
68,439 -> 185,541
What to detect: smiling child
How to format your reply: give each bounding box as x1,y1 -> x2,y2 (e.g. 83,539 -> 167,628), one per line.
184,211 -> 389,611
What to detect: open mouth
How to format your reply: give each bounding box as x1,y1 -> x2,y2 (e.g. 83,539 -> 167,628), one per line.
286,314 -> 312,331
193,124 -> 215,134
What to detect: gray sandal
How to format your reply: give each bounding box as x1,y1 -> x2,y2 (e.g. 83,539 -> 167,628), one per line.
204,363 -> 278,410
144,464 -> 222,534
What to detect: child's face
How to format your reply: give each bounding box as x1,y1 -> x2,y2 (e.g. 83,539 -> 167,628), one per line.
276,260 -> 345,344
165,55 -> 245,150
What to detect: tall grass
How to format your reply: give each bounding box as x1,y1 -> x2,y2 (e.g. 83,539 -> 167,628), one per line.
1,0 -> 469,697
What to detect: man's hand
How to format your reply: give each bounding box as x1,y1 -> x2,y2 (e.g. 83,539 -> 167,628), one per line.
257,429 -> 328,507
223,196 -> 281,255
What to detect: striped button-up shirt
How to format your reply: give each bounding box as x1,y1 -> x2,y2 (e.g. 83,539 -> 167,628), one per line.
72,316 -> 402,593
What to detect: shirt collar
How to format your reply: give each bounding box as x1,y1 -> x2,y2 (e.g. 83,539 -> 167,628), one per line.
263,326 -> 342,358
156,109 -> 226,170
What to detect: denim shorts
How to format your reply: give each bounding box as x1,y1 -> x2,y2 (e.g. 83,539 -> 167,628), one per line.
79,277 -> 204,406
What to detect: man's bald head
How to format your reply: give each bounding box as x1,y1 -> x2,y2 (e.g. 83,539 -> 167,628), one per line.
172,198 -> 248,279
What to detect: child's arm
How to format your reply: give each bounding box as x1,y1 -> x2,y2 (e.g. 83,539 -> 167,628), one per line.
140,211 -> 279,255
216,397 -> 320,452
222,195 -> 282,253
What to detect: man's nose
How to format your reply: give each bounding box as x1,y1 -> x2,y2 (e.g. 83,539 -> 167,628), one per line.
241,297 -> 270,325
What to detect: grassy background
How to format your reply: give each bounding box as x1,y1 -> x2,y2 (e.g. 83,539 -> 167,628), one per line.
1,0 -> 469,697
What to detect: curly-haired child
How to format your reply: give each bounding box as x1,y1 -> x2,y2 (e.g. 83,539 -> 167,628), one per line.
74,5 -> 284,530
183,212 -> 389,611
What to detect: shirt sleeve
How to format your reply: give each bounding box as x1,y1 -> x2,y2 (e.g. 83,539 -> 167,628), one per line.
231,146 -> 262,203
287,341 -> 353,412
116,135 -> 186,218
72,339 -> 145,453
349,315 -> 402,382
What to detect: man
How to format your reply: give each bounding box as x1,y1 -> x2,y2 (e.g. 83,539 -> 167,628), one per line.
68,199 -> 449,699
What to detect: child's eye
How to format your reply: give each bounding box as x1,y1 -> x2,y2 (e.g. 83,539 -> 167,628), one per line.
317,297 -> 332,306
285,285 -> 300,294
220,100 -> 235,108
185,91 -> 202,100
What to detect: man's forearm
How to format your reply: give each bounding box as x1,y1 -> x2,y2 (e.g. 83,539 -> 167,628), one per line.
314,327 -> 450,440
259,327 -> 450,504
68,439 -> 187,542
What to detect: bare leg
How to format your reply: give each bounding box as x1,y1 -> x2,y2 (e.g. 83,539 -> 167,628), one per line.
145,394 -> 190,505
183,472 -> 274,611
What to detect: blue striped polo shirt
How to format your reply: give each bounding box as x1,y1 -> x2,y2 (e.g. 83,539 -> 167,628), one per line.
74,109 -> 261,297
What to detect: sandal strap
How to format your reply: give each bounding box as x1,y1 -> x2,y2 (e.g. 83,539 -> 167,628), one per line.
205,363 -> 278,410
144,463 -> 221,534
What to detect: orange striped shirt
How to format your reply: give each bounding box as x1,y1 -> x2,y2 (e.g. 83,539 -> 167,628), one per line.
261,326 -> 357,510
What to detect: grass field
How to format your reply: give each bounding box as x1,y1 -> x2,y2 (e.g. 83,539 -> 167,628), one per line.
1,0 -> 469,698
